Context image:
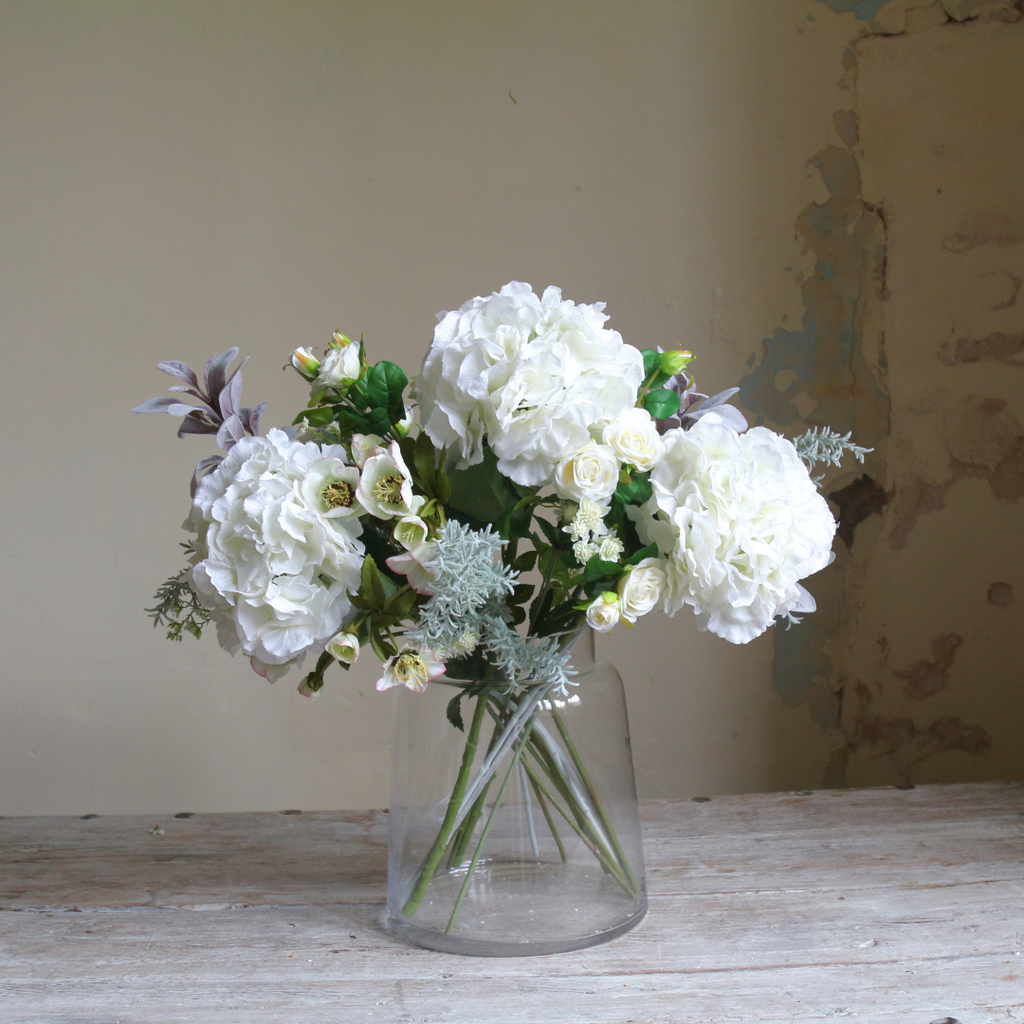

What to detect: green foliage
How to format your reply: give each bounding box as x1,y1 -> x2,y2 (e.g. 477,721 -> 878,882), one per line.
447,446 -> 522,523
146,571 -> 209,641
642,387 -> 681,420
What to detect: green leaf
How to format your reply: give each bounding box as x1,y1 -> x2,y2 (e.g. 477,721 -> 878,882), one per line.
643,387 -> 681,420
293,406 -> 334,426
447,445 -> 520,523
511,583 -> 535,606
360,555 -> 388,610
616,473 -> 653,505
512,550 -> 538,573
584,556 -> 622,583
434,463 -> 452,505
624,542 -> 659,567
641,348 -> 661,379
446,691 -> 465,732
412,432 -> 438,494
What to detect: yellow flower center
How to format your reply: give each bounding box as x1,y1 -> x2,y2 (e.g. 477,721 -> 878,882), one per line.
374,473 -> 406,505
322,480 -> 353,509
394,652 -> 428,687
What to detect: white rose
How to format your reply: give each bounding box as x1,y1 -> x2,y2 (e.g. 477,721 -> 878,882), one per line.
188,429 -> 365,677
628,420 -> 836,643
602,408 -> 664,472
586,592 -> 621,632
553,443 -> 620,503
314,343 -> 362,389
414,282 -> 644,486
616,557 -> 665,624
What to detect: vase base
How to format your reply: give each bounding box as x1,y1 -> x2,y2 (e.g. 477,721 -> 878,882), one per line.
386,858 -> 648,957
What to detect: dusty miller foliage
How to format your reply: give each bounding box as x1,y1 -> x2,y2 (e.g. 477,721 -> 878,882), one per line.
407,521 -> 575,693
794,427 -> 871,481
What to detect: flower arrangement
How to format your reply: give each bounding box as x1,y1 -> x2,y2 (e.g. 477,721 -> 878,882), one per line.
136,281 -> 867,940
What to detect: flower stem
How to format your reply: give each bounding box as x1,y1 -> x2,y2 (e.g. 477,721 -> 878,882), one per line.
402,692 -> 488,916
444,711 -> 537,934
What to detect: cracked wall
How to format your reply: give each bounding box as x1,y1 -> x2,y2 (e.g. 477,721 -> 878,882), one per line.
740,0 -> 1024,788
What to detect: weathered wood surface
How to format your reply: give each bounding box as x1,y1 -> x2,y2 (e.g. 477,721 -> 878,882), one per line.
1,783 -> 1022,1023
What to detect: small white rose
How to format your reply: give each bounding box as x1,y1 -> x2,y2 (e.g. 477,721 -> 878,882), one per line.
617,557 -> 666,624
314,343 -> 362,390
553,443 -> 620,503
356,441 -> 426,520
602,408 -> 665,472
376,647 -> 446,693
586,592 -> 620,632
326,631 -> 360,664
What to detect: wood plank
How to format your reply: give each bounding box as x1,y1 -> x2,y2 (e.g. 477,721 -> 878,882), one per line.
1,784 -> 1022,1023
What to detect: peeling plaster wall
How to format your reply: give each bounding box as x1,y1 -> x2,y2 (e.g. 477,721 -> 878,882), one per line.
737,0 -> 1024,789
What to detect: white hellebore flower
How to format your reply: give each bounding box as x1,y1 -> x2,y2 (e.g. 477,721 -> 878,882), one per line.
628,419 -> 836,644
586,592 -> 621,633
188,428 -> 365,680
350,433 -> 384,468
299,457 -> 363,519
393,515 -> 429,551
386,540 -> 439,595
617,557 -> 666,624
602,407 -> 665,472
356,441 -> 426,520
553,443 -> 620,504
376,648 -> 446,693
415,281 -> 644,486
327,631 -> 360,664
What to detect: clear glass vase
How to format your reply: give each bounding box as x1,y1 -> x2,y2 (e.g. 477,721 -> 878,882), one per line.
385,632 -> 647,956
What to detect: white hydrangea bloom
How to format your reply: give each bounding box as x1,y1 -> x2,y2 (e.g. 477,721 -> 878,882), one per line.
628,419 -> 836,644
415,282 -> 644,486
188,428 -> 365,678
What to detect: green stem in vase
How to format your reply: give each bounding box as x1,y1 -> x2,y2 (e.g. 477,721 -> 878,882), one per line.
518,757 -> 631,893
527,772 -> 567,863
550,707 -> 639,893
402,691 -> 489,916
444,710 -> 538,934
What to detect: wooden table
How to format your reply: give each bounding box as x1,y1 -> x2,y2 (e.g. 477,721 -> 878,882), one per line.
2,782 -> 1022,1023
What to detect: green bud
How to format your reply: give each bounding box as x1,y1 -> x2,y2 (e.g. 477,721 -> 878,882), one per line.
659,349 -> 694,375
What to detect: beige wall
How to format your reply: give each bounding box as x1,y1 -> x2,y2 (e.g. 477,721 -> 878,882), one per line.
1,1 -> 1020,815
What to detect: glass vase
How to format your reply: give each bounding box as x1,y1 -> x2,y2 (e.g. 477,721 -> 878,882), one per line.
385,632 -> 647,956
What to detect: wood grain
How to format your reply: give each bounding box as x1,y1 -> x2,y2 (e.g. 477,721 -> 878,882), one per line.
2,783 -> 1022,1023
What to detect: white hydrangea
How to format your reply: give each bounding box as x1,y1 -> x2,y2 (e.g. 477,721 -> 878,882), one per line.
188,428 -> 365,679
415,281 -> 644,487
628,419 -> 836,644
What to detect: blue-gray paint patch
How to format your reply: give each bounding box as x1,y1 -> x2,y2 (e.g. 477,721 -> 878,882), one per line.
815,0 -> 893,20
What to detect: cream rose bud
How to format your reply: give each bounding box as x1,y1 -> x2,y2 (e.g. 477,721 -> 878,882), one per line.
586,592 -> 621,632
553,443 -> 620,503
327,631 -> 359,664
617,557 -> 666,623
602,408 -> 664,472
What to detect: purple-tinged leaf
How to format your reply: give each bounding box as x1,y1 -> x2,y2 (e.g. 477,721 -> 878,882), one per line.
219,369 -> 243,421
177,411 -> 219,437
133,396 -> 198,416
204,347 -> 240,401
216,413 -> 246,450
157,360 -> 199,387
247,401 -> 266,436
190,454 -> 224,497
